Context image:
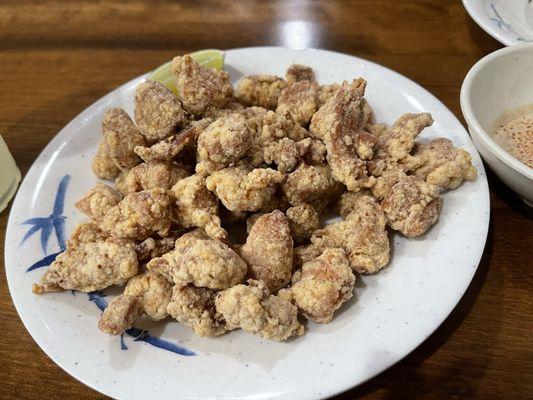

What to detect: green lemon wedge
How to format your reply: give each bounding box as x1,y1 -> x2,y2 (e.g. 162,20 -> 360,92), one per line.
148,49 -> 225,96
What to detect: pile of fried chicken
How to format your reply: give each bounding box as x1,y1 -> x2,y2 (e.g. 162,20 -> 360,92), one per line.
32,55 -> 477,341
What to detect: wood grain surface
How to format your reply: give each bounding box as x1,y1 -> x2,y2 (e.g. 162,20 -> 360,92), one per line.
0,1 -> 532,399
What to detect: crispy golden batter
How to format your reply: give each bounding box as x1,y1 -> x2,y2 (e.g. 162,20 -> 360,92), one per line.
167,285 -> 227,337
124,271 -> 172,320
134,119 -> 212,162
276,81 -> 318,126
235,75 -> 287,109
92,141 -> 120,180
317,83 -> 340,107
282,163 -> 342,214
262,137 -> 309,173
335,190 -> 372,219
67,222 -> 108,248
171,174 -> 227,240
381,175 -> 442,238
135,235 -> 178,262
33,238 -> 138,294
371,168 -> 407,201
115,161 -> 188,195
196,113 -> 252,174
172,55 -> 233,115
286,204 -> 319,244
215,280 -> 304,341
101,189 -> 172,240
98,295 -> 142,335
103,108 -> 146,170
134,80 -> 186,142
302,138 -> 327,165
411,138 -> 477,189
291,248 -> 355,323
286,64 -> 316,85
206,167 -> 284,212
310,79 -> 376,190
311,195 -> 389,273
241,211 -> 293,292
75,183 -> 122,222
147,234 -> 247,289
293,244 -> 324,269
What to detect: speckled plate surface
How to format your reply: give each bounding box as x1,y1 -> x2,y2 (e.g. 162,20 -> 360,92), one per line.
463,0 -> 533,46
4,47 -> 490,400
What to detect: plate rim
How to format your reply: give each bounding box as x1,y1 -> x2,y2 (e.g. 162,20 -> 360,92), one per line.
4,46 -> 490,400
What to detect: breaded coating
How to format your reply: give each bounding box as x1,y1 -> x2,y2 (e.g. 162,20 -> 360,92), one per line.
241,211 -> 293,292
235,75 -> 287,109
282,163 -> 342,214
335,190 -> 372,219
32,238 -> 138,294
245,212 -> 264,233
98,295 -> 143,335
302,138 -> 327,165
103,108 -> 146,170
311,196 -> 389,273
206,167 -> 284,212
101,189 -> 172,240
134,119 -> 212,162
124,271 -> 172,320
147,234 -> 247,290
276,81 -> 318,126
411,138 -> 477,190
115,161 -> 188,195
167,285 -> 227,337
317,83 -> 340,107
286,204 -> 320,244
291,248 -> 355,323
92,141 -> 120,180
135,235 -> 178,262
171,174 -> 227,240
263,137 -> 310,173
310,79 -> 376,190
134,80 -> 187,141
381,175 -> 442,238
286,64 -> 316,85
371,168 -> 407,200
75,183 -> 122,222
261,110 -> 309,142
172,55 -> 233,115
293,244 -> 324,269
215,280 -> 304,341
196,113 -> 252,174
67,222 -> 108,248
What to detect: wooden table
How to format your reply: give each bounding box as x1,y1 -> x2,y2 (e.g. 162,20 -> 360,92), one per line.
1,1 -> 532,398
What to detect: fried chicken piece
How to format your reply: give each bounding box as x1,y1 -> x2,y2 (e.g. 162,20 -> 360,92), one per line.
311,195 -> 389,273
302,138 -> 327,165
172,55 -> 233,115
67,222 -> 108,248
92,141 -> 120,180
134,80 -> 187,142
276,81 -> 318,126
291,248 -> 355,323
98,271 -> 172,335
171,174 -> 227,240
262,137 -> 310,173
411,138 -> 477,189
286,204 -> 320,244
202,98 -> 247,120
134,119 -> 212,163
101,189 -> 172,240
75,183 -> 122,222
282,163 -> 342,214
215,280 -> 304,341
115,161 -> 188,195
147,234 -> 247,290
206,167 -> 284,212
135,234 -> 179,262
335,190 -> 372,218
381,175 -> 442,238
167,285 -> 227,337
103,108 -> 146,170
32,238 -> 138,294
196,114 -> 252,175
293,244 -> 324,269
285,64 -> 316,85
241,211 -> 293,292
371,168 -> 407,200
317,83 -> 340,107
235,75 -> 287,109
261,109 -> 309,142
310,79 -> 376,190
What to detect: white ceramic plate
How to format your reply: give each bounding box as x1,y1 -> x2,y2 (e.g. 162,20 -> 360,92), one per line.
463,0 -> 533,46
4,47 -> 489,400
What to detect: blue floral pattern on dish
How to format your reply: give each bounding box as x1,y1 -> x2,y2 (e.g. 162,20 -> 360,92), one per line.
489,2 -> 533,42
23,175 -> 196,357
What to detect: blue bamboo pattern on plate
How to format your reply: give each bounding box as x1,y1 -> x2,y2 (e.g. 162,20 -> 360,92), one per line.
489,2 -> 533,42
23,175 -> 196,356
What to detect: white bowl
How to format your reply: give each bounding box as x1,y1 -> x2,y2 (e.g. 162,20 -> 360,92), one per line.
461,43 -> 533,205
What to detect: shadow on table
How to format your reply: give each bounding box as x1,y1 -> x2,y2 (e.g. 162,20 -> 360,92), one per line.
340,218 -> 497,399
485,167 -> 533,220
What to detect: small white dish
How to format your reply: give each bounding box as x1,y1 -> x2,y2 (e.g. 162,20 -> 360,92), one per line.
461,43 -> 533,205
463,0 -> 533,46
5,47 -> 489,400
